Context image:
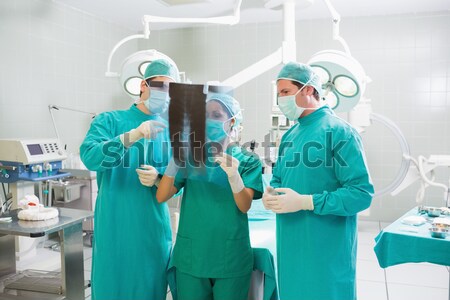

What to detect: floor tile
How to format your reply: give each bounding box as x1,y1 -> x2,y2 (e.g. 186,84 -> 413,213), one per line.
358,220 -> 382,233
83,247 -> 92,260
358,231 -> 378,246
388,282 -> 448,300
16,247 -> 60,272
380,222 -> 391,230
84,258 -> 92,272
385,263 -> 449,288
357,260 -> 386,282
85,286 -> 91,299
357,280 -> 388,300
167,290 -> 173,300
85,271 -> 91,281
357,243 -> 378,262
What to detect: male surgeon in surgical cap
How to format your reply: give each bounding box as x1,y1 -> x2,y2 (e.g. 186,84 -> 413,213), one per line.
262,62 -> 374,300
80,59 -> 179,300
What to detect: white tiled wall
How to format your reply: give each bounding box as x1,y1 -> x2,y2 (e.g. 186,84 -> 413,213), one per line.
0,0 -> 139,154
140,12 -> 450,222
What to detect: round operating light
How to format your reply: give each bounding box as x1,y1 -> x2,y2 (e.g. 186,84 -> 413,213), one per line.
334,75 -> 358,97
324,91 -> 339,110
119,50 -> 179,101
139,61 -> 151,76
311,65 -> 330,85
124,77 -> 142,96
307,50 -> 367,113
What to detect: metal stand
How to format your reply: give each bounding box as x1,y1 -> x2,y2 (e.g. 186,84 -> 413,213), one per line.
0,208 -> 93,300
4,270 -> 62,295
60,223 -> 84,300
0,235 -> 15,279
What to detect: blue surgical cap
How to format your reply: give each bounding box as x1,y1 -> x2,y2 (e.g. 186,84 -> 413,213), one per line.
277,62 -> 323,97
144,59 -> 180,82
206,93 -> 242,127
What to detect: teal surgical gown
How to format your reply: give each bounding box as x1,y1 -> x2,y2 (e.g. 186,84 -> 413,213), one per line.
271,106 -> 374,300
169,145 -> 263,299
80,105 -> 172,300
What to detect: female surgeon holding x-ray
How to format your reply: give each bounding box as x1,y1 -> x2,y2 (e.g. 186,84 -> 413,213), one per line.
157,93 -> 263,300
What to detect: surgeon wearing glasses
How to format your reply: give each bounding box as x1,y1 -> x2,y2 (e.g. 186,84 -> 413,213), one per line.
80,59 -> 178,300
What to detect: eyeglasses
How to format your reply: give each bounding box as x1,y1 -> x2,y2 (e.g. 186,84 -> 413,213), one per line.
145,79 -> 170,92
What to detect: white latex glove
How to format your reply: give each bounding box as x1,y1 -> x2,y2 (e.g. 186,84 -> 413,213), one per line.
264,187 -> 313,213
164,159 -> 179,178
120,120 -> 166,147
136,165 -> 159,187
215,153 -> 245,194
262,186 -> 278,210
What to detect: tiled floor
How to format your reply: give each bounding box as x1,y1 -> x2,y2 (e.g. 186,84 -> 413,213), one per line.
356,220 -> 449,300
5,220 -> 450,300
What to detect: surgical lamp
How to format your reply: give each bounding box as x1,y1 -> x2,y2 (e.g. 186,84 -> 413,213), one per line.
306,0 -> 410,198
305,0 -> 370,113
302,9 -> 411,199
105,1 -> 243,100
119,50 -> 180,100
308,50 -> 369,112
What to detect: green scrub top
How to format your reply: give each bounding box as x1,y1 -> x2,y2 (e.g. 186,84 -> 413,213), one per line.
172,145 -> 263,279
271,106 -> 374,300
80,105 -> 172,300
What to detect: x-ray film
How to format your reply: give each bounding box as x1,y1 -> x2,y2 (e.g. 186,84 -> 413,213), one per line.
168,82 -> 234,184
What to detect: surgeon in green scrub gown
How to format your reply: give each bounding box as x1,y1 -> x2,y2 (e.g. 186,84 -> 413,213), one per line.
262,62 -> 374,300
157,93 -> 263,300
80,59 -> 179,300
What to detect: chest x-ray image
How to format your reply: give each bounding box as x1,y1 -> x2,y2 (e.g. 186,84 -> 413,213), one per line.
168,83 -> 206,167
168,82 -> 235,175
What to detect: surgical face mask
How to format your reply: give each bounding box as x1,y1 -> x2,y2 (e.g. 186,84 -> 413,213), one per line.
277,87 -> 305,120
206,118 -> 228,142
145,90 -> 170,115
278,75 -> 323,120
